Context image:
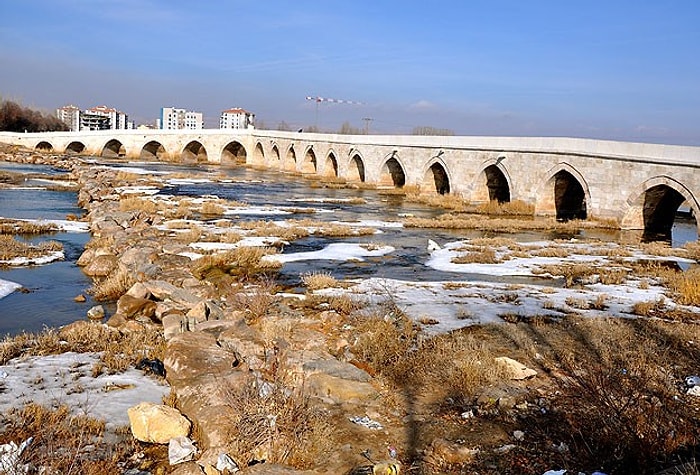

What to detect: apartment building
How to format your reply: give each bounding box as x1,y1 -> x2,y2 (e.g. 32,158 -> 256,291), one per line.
56,105 -> 81,131
220,108 -> 255,129
159,107 -> 203,130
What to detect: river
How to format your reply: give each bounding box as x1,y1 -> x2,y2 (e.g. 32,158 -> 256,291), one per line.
0,159 -> 697,335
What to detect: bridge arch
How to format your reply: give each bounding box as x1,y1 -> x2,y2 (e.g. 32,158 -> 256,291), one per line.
323,150 -> 339,178
252,142 -> 265,166
140,140 -> 168,161
621,176 -> 700,237
182,141 -> 208,163
472,158 -> 512,203
284,145 -> 297,172
302,146 -> 317,174
379,153 -> 406,188
347,152 -> 366,183
35,141 -> 53,152
221,140 -> 247,166
535,163 -> 590,221
65,141 -> 86,155
100,139 -> 126,158
421,157 -> 451,195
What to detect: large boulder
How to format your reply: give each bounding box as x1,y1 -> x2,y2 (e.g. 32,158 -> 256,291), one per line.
127,402 -> 191,444
82,253 -> 119,277
117,294 -> 157,321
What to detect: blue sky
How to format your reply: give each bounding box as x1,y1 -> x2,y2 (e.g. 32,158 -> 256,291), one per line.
1,0 -> 699,144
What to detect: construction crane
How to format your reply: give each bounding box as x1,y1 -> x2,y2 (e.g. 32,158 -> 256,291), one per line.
305,95 -> 363,129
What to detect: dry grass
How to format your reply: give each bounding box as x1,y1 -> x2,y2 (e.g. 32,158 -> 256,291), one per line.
534,263 -> 598,287
228,279 -> 280,324
664,267 -> 700,306
220,374 -> 336,469
0,402 -> 130,475
0,235 -> 62,261
301,271 -> 339,291
0,322 -> 165,375
0,218 -> 58,235
406,192 -> 471,211
90,266 -> 136,301
474,199 -> 534,216
200,200 -> 226,216
119,196 -> 157,213
191,246 -> 282,281
451,247 -> 499,264
349,309 -> 506,402
404,213 -> 615,233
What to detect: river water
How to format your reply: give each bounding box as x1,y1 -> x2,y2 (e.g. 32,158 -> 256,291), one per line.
0,160 -> 697,335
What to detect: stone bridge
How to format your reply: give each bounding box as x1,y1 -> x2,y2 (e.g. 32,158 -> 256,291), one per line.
1,129 -> 699,236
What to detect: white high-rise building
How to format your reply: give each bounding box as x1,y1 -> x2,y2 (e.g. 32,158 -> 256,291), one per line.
56,105 -> 81,131
220,108 -> 255,129
160,107 -> 203,130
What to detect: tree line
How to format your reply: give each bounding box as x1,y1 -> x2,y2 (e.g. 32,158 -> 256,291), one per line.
0,100 -> 68,132
266,120 -> 454,136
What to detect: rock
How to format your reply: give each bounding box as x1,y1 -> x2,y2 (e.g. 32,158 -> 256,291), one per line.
86,305 -> 105,321
495,356 -> 537,380
73,294 -> 86,303
241,465 -> 315,474
164,332 -> 240,385
144,280 -> 201,306
302,358 -> 372,382
306,373 -> 379,403
186,300 -> 224,324
163,312 -> 188,340
127,402 -> 192,444
687,386 -> 700,396
83,253 -> 119,277
105,312 -> 128,328
170,462 -> 206,475
426,438 -> 479,465
117,294 -> 157,320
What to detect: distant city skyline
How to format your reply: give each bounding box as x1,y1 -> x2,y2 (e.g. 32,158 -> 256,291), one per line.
1,1 -> 699,144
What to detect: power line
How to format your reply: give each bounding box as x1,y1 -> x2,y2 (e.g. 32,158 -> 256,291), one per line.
305,95 -> 363,129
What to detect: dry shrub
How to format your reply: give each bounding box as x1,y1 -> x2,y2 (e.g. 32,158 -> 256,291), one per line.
221,375 -> 335,469
684,241 -> 700,261
229,279 -> 279,324
0,403 -> 129,475
119,196 -> 157,213
301,271 -> 338,291
90,266 -> 136,301
554,348 -> 698,473
327,295 -> 361,315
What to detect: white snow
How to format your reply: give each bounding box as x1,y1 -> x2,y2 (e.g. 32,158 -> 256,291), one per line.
330,219 -> 404,229
263,242 -> 395,264
0,278 -> 22,299
95,165 -> 169,175
115,185 -> 161,195
190,236 -> 287,252
317,275 -> 679,334
0,352 -> 170,429
1,250 -> 64,266
0,217 -> 89,233
225,206 -> 293,216
166,178 -> 213,185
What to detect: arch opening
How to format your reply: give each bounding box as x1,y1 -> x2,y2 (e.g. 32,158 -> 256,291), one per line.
101,139 -> 126,158
182,141 -> 208,163
66,141 -> 86,155
642,184 -> 688,241
484,165 -> 510,203
35,141 -> 53,152
380,156 -> 406,188
553,170 -> 587,221
302,148 -> 317,174
324,152 -> 339,178
348,154 -> 365,182
221,141 -> 247,166
140,141 -> 167,161
423,162 -> 450,195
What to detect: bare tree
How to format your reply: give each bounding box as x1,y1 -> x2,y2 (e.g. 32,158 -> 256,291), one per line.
411,126 -> 455,136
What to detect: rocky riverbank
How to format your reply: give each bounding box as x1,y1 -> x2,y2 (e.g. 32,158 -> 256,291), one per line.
2,146 -> 700,475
